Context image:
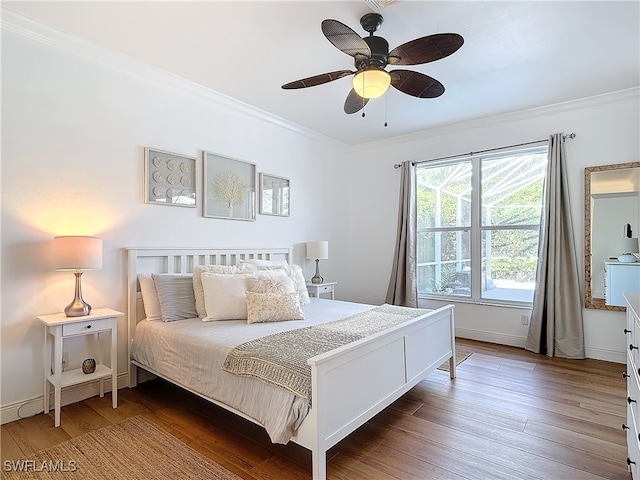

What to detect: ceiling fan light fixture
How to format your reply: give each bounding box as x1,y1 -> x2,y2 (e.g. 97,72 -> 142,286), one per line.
352,69 -> 391,99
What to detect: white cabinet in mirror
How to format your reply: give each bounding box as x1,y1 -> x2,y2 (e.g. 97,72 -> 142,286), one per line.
605,261 -> 640,307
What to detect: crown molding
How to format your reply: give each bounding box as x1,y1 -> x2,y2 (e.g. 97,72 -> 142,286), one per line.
1,7 -> 347,151
353,86 -> 640,152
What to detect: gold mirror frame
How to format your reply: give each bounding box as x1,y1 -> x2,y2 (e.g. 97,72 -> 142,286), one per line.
584,161 -> 640,310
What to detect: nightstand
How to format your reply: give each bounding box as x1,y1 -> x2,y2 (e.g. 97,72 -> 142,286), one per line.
306,281 -> 337,300
38,308 -> 123,427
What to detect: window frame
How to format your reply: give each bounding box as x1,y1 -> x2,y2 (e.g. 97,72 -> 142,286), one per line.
416,143 -> 548,307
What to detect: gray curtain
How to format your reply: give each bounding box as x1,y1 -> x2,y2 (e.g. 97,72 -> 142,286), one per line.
386,161 -> 418,307
526,133 -> 585,358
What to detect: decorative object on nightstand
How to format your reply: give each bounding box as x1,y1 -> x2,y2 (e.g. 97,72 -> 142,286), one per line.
82,358 -> 96,374
53,236 -> 103,317
306,241 -> 328,284
306,281 -> 337,300
38,308 -> 123,427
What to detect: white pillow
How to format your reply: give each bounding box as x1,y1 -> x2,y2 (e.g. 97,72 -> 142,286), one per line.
247,270 -> 296,294
201,273 -> 254,321
241,258 -> 289,270
193,264 -> 253,318
286,264 -> 311,306
241,261 -> 310,306
246,291 -> 304,324
138,274 -> 162,321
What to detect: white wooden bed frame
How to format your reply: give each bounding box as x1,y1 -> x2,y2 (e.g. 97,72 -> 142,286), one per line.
127,247 -> 456,480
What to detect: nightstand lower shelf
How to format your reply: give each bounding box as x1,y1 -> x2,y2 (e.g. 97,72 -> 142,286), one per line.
47,364 -> 112,389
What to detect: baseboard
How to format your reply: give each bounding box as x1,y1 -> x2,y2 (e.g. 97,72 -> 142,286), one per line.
456,327 -> 625,363
1,373 -> 129,425
455,327 -> 527,348
584,346 -> 625,364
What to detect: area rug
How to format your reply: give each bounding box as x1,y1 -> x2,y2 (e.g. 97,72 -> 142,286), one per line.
437,349 -> 472,372
1,416 -> 242,480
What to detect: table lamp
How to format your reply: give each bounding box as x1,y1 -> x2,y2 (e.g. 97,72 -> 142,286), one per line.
53,236 -> 103,317
306,241 -> 328,284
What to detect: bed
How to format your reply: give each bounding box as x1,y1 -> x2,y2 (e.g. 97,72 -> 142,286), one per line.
127,247 -> 455,480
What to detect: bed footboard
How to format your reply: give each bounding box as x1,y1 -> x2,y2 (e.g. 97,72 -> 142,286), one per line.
293,304 -> 455,480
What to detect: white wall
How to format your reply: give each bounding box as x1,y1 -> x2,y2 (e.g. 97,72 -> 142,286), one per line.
1,16 -> 350,421
347,89 -> 640,362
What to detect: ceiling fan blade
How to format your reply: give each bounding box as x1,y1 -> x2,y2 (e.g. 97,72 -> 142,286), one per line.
390,70 -> 445,98
388,33 -> 464,65
321,19 -> 372,58
281,70 -> 354,89
344,88 -> 369,114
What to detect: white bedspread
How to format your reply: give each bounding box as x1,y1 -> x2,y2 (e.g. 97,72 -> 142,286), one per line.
130,297 -> 374,443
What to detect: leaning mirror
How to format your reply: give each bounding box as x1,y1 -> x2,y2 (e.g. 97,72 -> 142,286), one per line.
585,161 -> 640,310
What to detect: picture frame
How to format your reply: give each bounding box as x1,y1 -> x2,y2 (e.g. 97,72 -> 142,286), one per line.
203,151 -> 256,221
144,147 -> 196,207
259,173 -> 290,217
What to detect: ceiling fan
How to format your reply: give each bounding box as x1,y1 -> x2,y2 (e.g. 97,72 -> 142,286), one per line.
281,13 -> 464,114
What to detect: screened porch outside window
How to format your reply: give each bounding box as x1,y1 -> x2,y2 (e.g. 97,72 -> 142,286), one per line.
416,146 -> 548,305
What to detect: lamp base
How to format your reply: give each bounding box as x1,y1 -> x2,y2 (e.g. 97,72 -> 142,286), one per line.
311,259 -> 324,284
64,271 -> 92,317
64,300 -> 92,317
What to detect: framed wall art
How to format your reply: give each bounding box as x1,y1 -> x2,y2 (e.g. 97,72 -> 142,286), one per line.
203,151 -> 256,221
259,173 -> 290,217
144,147 -> 196,207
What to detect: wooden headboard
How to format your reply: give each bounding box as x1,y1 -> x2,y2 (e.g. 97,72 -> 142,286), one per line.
126,246 -> 293,385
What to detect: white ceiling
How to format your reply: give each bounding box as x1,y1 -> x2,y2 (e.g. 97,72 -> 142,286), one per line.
5,1 -> 639,146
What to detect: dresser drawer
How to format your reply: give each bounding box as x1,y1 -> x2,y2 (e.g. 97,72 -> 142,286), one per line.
631,326 -> 640,373
627,406 -> 639,480
315,285 -> 333,294
62,318 -> 112,336
629,374 -> 640,430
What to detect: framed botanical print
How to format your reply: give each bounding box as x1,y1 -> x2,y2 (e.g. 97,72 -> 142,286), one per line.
203,151 -> 256,221
144,147 -> 196,207
259,173 -> 290,217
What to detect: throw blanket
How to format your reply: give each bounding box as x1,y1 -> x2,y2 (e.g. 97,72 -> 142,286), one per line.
222,304 -> 432,399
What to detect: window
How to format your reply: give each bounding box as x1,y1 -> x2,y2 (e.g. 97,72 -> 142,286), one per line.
416,145 -> 548,305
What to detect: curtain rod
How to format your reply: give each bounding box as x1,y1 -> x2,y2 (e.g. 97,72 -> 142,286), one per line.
393,133 -> 576,169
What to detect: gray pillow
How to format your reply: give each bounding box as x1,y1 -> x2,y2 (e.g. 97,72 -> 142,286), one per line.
152,274 -> 197,322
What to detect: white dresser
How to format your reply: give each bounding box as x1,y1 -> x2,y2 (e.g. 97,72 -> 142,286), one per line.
605,261 -> 640,307
624,293 -> 640,478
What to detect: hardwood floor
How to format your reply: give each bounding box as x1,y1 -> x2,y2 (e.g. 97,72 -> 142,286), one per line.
2,339 -> 631,479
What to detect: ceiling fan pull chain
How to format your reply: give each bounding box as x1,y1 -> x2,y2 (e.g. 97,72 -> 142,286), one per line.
384,94 -> 388,127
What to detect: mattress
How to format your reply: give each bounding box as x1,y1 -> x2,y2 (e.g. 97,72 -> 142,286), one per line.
130,297 -> 374,443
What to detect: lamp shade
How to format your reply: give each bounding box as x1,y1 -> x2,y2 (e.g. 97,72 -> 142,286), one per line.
353,69 -> 391,99
53,236 -> 103,271
618,237 -> 640,254
306,241 -> 329,260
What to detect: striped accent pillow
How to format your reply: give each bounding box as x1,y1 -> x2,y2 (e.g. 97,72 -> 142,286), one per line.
152,274 -> 197,322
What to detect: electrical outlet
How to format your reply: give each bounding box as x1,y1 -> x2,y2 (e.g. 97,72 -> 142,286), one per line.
62,352 -> 69,372
521,315 -> 529,326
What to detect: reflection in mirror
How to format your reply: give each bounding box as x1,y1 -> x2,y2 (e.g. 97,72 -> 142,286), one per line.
585,162 -> 640,310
